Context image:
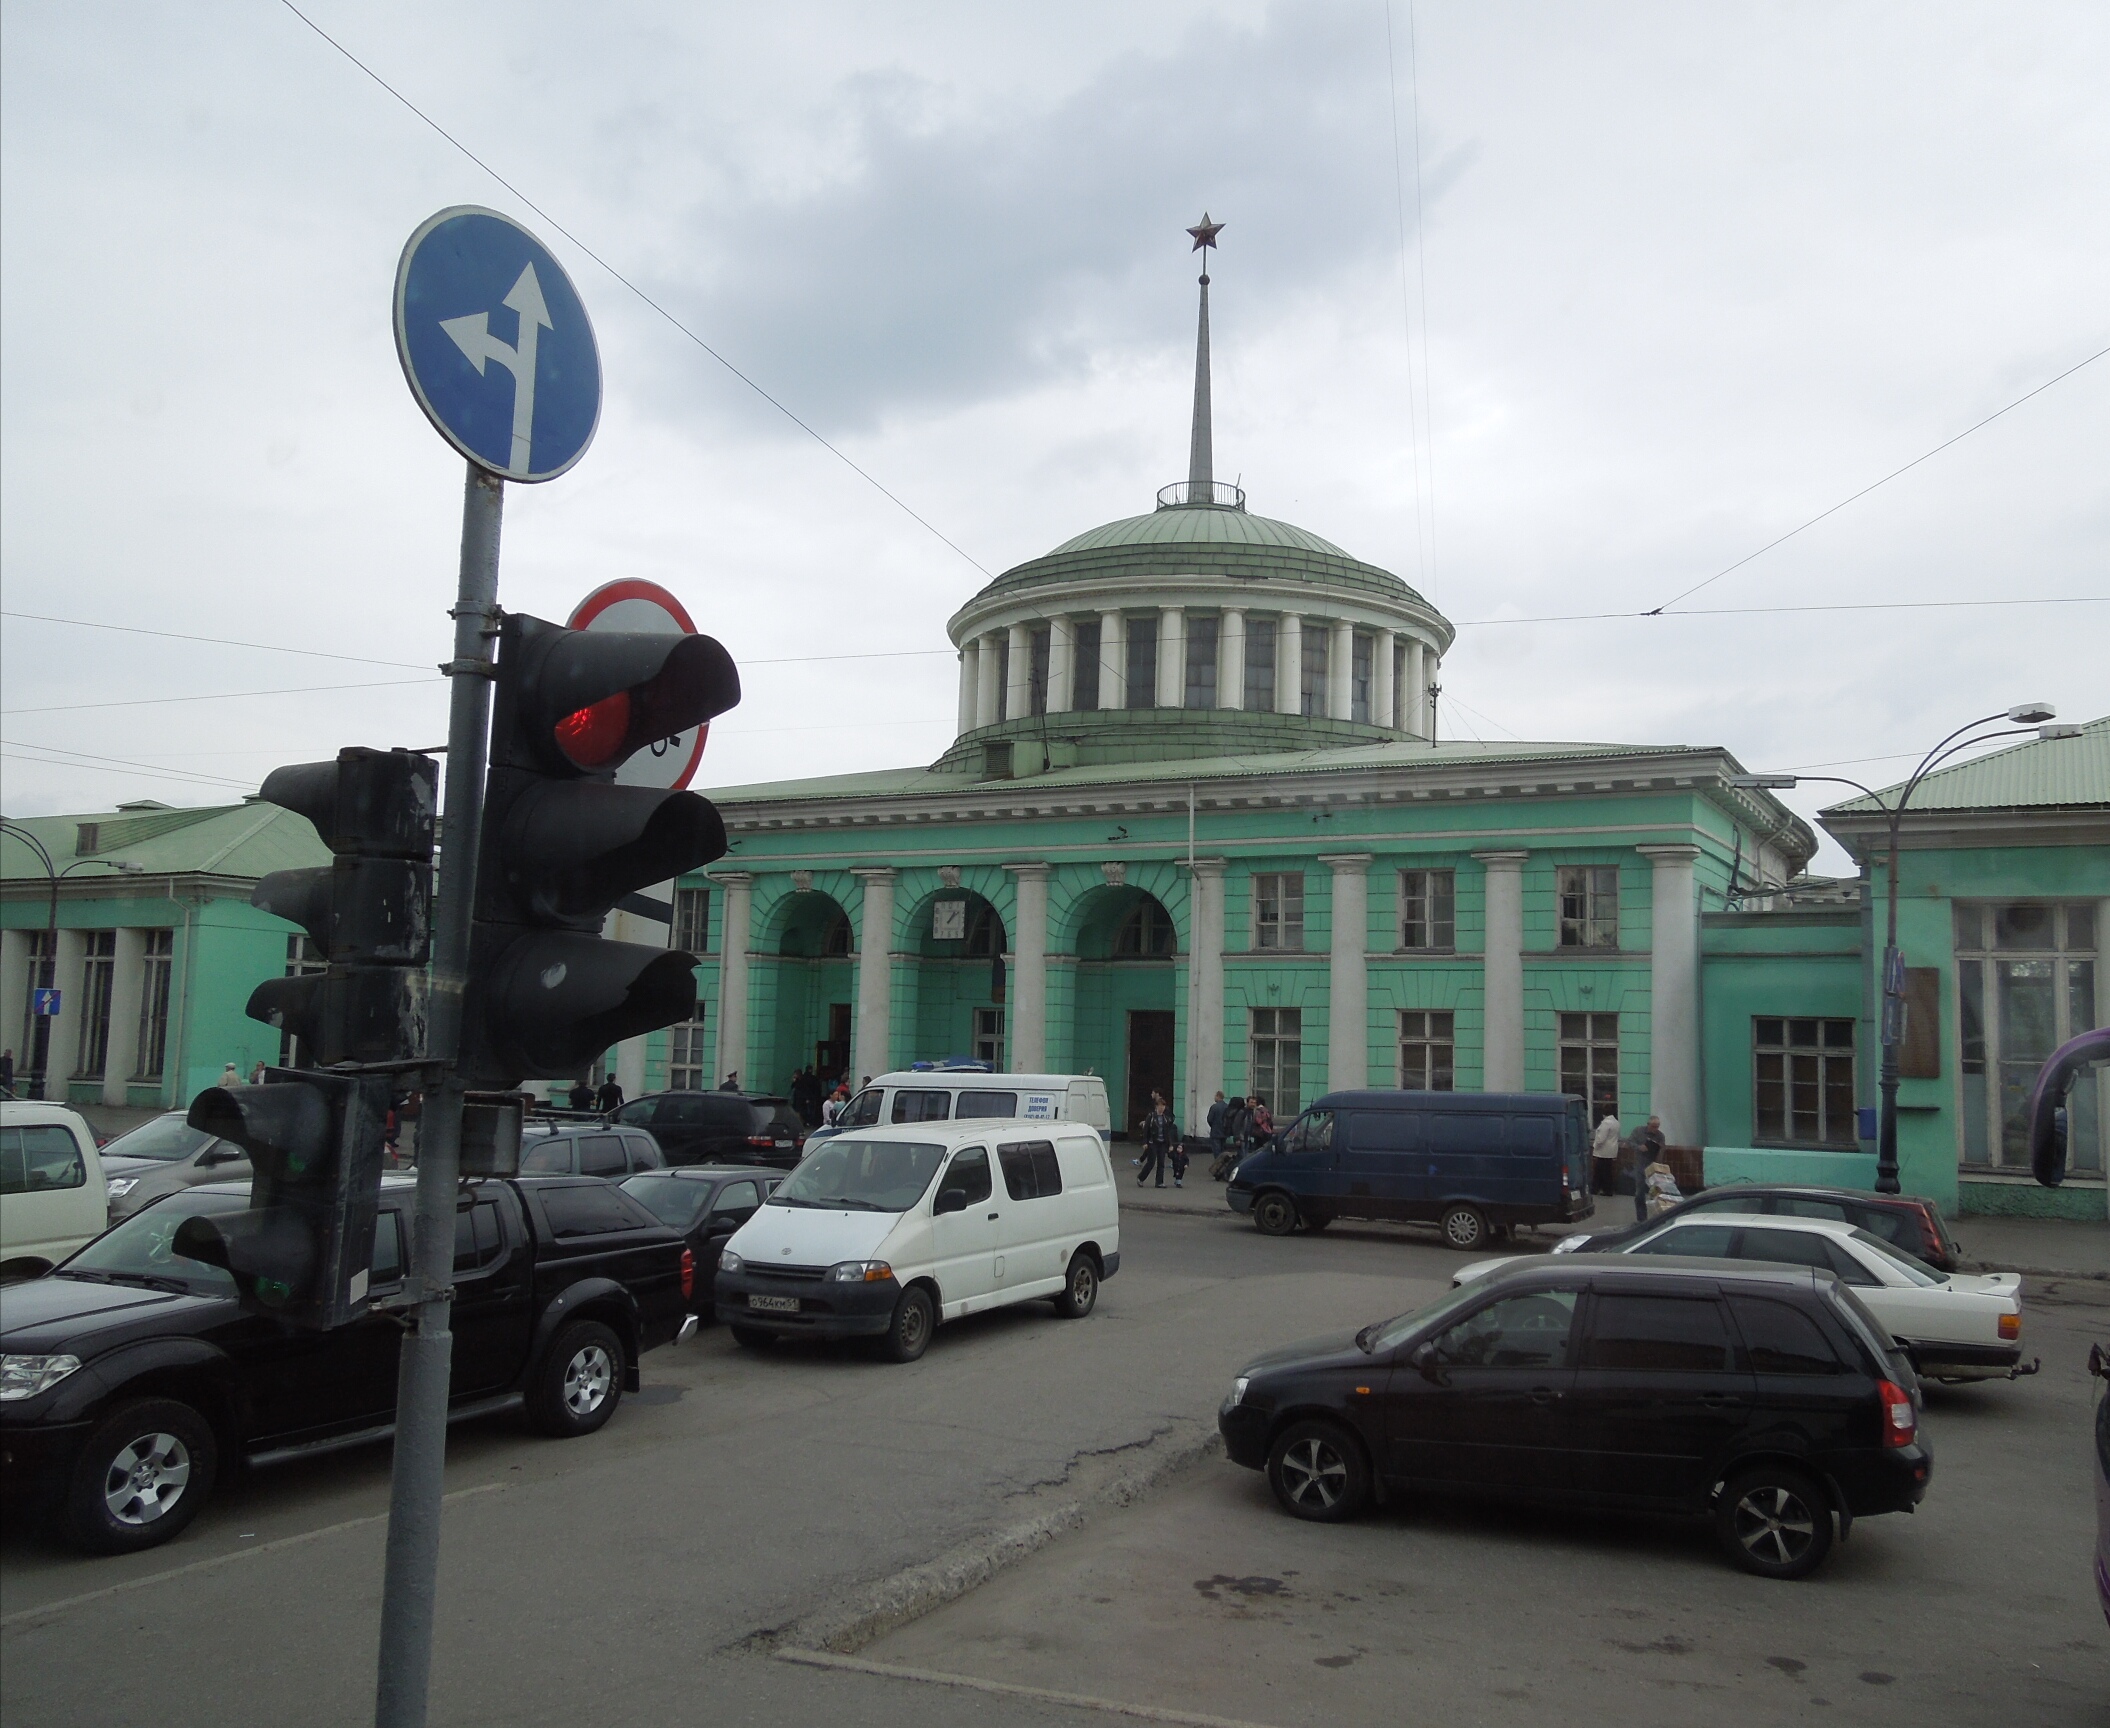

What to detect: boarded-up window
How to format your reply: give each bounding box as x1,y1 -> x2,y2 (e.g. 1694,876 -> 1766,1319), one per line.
1900,967 -> 1942,1079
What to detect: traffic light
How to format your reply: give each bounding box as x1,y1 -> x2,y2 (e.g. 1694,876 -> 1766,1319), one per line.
246,747 -> 438,1066
462,613 -> 739,1084
175,1068 -> 391,1328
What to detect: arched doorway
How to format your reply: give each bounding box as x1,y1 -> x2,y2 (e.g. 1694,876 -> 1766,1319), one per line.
765,890 -> 855,1099
901,887 -> 1008,1068
1067,886 -> 1178,1138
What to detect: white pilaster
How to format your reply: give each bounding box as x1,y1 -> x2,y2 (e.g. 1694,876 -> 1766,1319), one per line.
1476,851 -> 1528,1091
1327,621 -> 1354,721
1276,615 -> 1302,716
104,927 -> 148,1104
1373,628 -> 1397,731
1099,610 -> 1126,710
974,633 -> 1002,729
1005,622 -> 1032,722
851,868 -> 896,1082
1157,606 -> 1185,708
1186,858 -> 1228,1125
1005,863 -> 1051,1071
1321,856 -> 1373,1089
1219,609 -> 1246,713
955,644 -> 977,736
1048,616 -> 1075,714
713,873 -> 754,1088
1639,844 -> 1702,1146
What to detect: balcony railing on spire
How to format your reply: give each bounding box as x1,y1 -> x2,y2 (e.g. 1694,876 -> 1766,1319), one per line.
1155,480 -> 1246,511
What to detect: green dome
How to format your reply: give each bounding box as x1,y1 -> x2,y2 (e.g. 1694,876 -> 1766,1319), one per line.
1048,505 -> 1350,558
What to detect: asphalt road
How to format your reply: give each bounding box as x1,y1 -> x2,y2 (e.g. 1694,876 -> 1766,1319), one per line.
2,1208 -> 2106,1728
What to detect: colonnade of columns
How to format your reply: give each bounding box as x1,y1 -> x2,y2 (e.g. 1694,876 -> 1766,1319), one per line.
0,923 -> 175,1105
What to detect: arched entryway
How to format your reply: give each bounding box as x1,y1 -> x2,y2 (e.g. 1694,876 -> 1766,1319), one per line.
762,890 -> 855,1101
1066,886 -> 1178,1138
901,887 -> 1009,1068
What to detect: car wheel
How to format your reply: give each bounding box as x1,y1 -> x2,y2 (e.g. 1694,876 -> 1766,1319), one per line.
1253,1192 -> 1299,1237
527,1319 -> 625,1438
728,1323 -> 775,1349
1439,1205 -> 1489,1251
62,1398 -> 218,1555
1266,1419 -> 1370,1523
1053,1252 -> 1099,1318
1716,1465 -> 1834,1580
881,1286 -> 935,1363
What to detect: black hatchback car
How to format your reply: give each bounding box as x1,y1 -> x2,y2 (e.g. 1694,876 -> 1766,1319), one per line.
1220,1256 -> 1930,1579
610,1092 -> 805,1168
619,1166 -> 782,1318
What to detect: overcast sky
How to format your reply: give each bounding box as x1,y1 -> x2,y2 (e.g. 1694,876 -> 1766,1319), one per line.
3,1 -> 2105,873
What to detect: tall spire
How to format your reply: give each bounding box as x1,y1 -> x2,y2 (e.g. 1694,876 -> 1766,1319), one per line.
1185,212 -> 1224,499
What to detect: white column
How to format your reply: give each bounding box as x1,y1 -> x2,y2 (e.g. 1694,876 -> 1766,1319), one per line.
1186,858 -> 1227,1125
1475,851 -> 1527,1091
1219,609 -> 1246,713
712,873 -> 753,1088
103,927 -> 148,1106
955,644 -> 977,736
1373,628 -> 1397,731
1321,856 -> 1373,1090
1005,622 -> 1032,722
1099,610 -> 1126,710
1157,606 -> 1185,708
47,929 -> 88,1094
1405,639 -> 1430,739
1327,621 -> 1354,721
0,930 -> 29,1078
1005,863 -> 1051,1071
1048,616 -> 1075,715
1639,845 -> 1702,1147
851,868 -> 896,1083
1276,615 -> 1302,716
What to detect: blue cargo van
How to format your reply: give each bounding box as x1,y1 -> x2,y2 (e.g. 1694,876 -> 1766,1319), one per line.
1225,1090 -> 1594,1251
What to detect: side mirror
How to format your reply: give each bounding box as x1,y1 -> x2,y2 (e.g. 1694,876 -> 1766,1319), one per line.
201,1146 -> 245,1166
1411,1341 -> 1443,1382
933,1188 -> 968,1216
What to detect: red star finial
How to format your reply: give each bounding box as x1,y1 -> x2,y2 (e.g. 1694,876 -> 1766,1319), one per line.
1187,212 -> 1224,251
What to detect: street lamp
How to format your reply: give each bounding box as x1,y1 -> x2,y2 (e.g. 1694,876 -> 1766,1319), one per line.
0,821 -> 145,1100
1730,703 -> 2077,1195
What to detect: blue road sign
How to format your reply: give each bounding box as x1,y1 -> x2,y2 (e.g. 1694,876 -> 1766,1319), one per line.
394,207 -> 601,482
32,987 -> 60,1018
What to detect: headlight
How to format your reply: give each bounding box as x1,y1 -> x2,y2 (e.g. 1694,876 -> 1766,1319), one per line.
106,1177 -> 139,1198
1551,1235 -> 1587,1254
1231,1375 -> 1251,1406
718,1250 -> 744,1274
0,1354 -> 82,1401
827,1260 -> 895,1283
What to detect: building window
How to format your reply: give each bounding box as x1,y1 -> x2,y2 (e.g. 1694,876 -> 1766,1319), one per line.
1399,1010 -> 1454,1090
135,929 -> 174,1079
669,1009 -> 709,1091
1557,865 -> 1620,950
673,886 -> 711,953
1299,624 -> 1327,717
995,634 -> 1012,722
1350,631 -> 1374,723
1185,614 -> 1219,710
18,930 -> 54,1086
1028,625 -> 1051,717
1753,1018 -> 1857,1148
1558,1012 -> 1620,1124
280,935 -> 327,1068
1955,902 -> 2100,1173
1250,1007 -> 1303,1118
1114,900 -> 1174,957
972,1007 -> 1005,1066
1072,619 -> 1102,711
822,912 -> 852,956
74,931 -> 116,1078
1252,873 -> 1304,950
1399,869 -> 1455,950
1391,639 -> 1409,729
1243,618 -> 1276,712
966,902 -> 1004,956
1124,615 -> 1158,709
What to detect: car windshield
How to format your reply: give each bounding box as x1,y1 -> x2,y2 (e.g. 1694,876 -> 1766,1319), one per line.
621,1174 -> 712,1229
1362,1282 -> 1494,1355
1850,1226 -> 1946,1286
770,1138 -> 945,1213
100,1115 -> 215,1163
58,1191 -> 248,1296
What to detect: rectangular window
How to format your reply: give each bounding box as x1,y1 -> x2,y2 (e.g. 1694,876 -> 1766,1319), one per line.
1955,902 -> 2101,1173
1028,625 -> 1051,717
1350,631 -> 1374,723
1249,1006 -> 1303,1119
1184,614 -> 1219,710
280,934 -> 328,1068
1557,1012 -> 1620,1123
1399,869 -> 1455,950
0,1122 -> 86,1195
1752,1017 -> 1857,1147
1072,619 -> 1102,711
134,929 -> 174,1079
972,1006 -> 1005,1067
1124,615 -> 1157,709
74,930 -> 116,1079
1299,624 -> 1327,717
1391,639 -> 1409,729
1243,618 -> 1276,712
1399,1010 -> 1455,1090
998,1139 -> 1063,1201
995,634 -> 1012,722
673,886 -> 711,953
19,929 -> 55,1086
668,1009 -> 709,1091
1557,865 -> 1620,949
1252,873 -> 1305,950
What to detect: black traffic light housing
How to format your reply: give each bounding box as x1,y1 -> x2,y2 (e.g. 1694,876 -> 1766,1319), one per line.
175,1068 -> 391,1328
462,614 -> 739,1085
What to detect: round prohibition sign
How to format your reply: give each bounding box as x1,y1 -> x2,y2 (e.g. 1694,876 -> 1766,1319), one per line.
567,579 -> 706,790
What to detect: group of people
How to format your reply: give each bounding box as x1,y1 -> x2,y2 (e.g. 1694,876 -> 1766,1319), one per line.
1128,1088 -> 1279,1190
785,1065 -> 856,1129
1589,1109 -> 1677,1216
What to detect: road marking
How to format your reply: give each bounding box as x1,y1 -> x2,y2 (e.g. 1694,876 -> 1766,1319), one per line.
0,1482 -> 506,1631
776,1648 -> 1285,1728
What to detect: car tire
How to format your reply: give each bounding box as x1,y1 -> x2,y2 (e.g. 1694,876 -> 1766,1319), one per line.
526,1319 -> 625,1438
1053,1252 -> 1099,1318
881,1286 -> 935,1363
1266,1419 -> 1370,1523
1253,1192 -> 1299,1237
62,1398 -> 218,1555
1439,1205 -> 1490,1251
1716,1465 -> 1834,1580
728,1323 -> 775,1349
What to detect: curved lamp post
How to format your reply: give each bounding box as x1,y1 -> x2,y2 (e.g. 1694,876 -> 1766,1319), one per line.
0,820 -> 145,1100
1731,704 -> 2080,1195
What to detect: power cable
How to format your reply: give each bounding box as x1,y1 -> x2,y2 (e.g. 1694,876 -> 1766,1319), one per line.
2,678 -> 434,717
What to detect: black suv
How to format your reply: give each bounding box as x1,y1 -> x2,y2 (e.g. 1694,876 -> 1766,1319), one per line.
1220,1255 -> 1930,1579
517,1122 -> 667,1178
610,1091 -> 805,1168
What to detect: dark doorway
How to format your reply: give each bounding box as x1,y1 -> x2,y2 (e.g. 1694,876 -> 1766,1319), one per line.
1125,1009 -> 1176,1136
817,1003 -> 851,1079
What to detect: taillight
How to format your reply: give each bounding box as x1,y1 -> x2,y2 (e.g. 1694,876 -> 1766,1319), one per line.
680,1247 -> 695,1301
746,1135 -> 774,1147
1878,1379 -> 1916,1447
1909,1200 -> 1946,1261
1998,1312 -> 2021,1340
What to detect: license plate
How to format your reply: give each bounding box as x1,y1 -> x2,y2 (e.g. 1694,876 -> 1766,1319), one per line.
747,1294 -> 801,1313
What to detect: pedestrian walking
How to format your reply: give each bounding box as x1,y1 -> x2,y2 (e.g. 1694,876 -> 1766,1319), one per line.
1,1048 -> 15,1098
220,1063 -> 243,1088
1632,1114 -> 1666,1220
1136,1091 -> 1179,1188
1590,1109 -> 1623,1196
1248,1095 -> 1274,1142
567,1076 -> 596,1112
1206,1090 -> 1228,1162
1210,1095 -> 1248,1180
595,1074 -> 624,1114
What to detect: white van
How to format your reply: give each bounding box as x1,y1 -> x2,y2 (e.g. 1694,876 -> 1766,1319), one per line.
813,1071 -> 1111,1147
0,1103 -> 110,1280
714,1119 -> 1121,1362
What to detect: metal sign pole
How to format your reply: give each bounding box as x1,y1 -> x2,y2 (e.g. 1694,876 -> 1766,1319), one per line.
375,462 -> 502,1728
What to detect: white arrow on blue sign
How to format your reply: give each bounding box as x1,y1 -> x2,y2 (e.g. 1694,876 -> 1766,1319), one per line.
393,206 -> 601,482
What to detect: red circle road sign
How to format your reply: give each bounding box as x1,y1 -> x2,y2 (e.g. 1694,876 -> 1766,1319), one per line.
566,579 -> 708,791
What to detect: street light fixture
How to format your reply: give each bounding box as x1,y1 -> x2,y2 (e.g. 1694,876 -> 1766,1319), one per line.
1728,705 -> 2080,1194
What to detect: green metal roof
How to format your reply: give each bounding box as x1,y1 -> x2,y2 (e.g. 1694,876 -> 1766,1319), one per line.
1049,506 -> 1350,558
1,800 -> 330,883
1823,713 -> 2110,816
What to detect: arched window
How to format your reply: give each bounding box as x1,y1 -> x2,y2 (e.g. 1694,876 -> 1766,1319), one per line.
966,903 -> 1003,956
1114,900 -> 1174,956
823,913 -> 852,956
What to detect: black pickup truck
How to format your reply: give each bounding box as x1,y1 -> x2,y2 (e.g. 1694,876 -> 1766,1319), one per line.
0,1173 -> 695,1554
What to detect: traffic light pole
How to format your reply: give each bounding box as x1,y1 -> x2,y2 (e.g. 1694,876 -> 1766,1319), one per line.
375,463 -> 503,1728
